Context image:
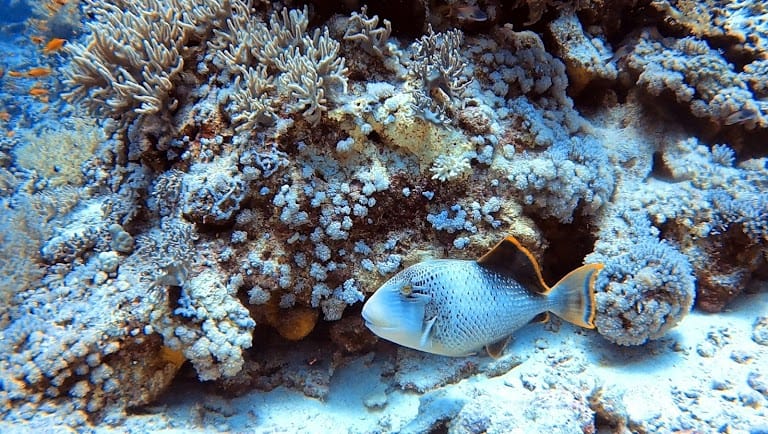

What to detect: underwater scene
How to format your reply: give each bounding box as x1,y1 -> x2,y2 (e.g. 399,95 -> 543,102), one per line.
0,0 -> 767,432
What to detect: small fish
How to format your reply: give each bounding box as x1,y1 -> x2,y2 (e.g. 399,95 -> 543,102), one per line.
453,5 -> 488,23
438,3 -> 488,24
42,38 -> 66,54
29,87 -> 49,98
7,71 -> 23,78
26,67 -> 51,78
30,35 -> 45,44
362,236 -> 603,357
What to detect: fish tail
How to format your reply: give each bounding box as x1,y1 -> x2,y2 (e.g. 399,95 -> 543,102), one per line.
548,263 -> 603,329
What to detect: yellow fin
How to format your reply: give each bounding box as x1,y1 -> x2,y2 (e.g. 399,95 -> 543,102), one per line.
548,263 -> 603,329
477,236 -> 550,294
485,335 -> 512,358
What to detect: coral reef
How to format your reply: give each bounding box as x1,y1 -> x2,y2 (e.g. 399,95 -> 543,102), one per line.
0,0 -> 767,430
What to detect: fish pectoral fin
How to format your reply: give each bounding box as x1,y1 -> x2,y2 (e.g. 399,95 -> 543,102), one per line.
485,335 -> 513,359
419,316 -> 437,348
529,312 -> 549,324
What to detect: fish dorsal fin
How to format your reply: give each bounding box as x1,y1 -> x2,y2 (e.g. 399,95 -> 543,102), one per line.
477,236 -> 550,294
485,335 -> 512,358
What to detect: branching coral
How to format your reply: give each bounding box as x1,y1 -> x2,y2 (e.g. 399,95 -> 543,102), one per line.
343,6 -> 393,57
493,130 -> 615,222
63,0 -> 231,120
212,5 -> 348,127
409,25 -> 471,123
170,270 -> 255,380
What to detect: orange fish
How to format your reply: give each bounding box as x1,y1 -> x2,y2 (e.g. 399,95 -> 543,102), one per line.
29,87 -> 49,97
43,38 -> 66,54
6,130 -> 15,138
53,0 -> 69,5
0,112 -> 9,121
31,36 -> 45,44
27,67 -> 52,78
7,71 -> 23,78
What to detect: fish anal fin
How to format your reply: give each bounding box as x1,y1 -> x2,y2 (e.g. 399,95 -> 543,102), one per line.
477,236 -> 550,294
529,312 -> 549,324
485,335 -> 512,358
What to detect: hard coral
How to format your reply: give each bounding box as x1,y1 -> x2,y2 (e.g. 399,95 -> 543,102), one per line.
621,30 -> 767,130
586,209 -> 696,346
652,0 -> 768,60
547,8 -> 617,95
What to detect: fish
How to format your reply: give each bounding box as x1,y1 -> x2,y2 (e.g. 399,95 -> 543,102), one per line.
453,5 -> 488,23
437,3 -> 488,25
7,71 -> 23,78
362,236 -> 603,357
26,67 -> 52,78
42,38 -> 66,54
29,87 -> 49,98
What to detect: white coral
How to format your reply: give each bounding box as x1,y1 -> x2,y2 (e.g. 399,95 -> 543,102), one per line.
430,153 -> 472,182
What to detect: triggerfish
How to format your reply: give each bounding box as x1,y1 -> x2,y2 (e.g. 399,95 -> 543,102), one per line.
362,236 -> 603,357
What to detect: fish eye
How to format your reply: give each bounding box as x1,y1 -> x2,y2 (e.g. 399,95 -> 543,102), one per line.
400,284 -> 413,296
